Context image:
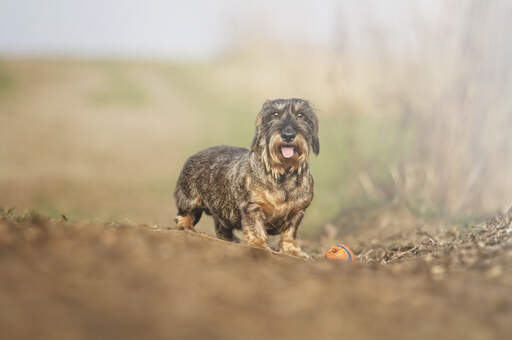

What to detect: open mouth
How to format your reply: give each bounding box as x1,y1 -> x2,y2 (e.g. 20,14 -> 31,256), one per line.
280,145 -> 295,158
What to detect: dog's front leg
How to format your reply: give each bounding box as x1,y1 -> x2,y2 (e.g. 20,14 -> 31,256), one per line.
279,211 -> 310,259
242,210 -> 272,251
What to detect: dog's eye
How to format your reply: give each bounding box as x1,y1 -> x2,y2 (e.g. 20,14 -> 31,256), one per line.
272,112 -> 279,117
296,112 -> 303,118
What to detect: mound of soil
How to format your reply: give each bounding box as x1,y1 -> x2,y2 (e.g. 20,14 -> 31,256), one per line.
1,209 -> 511,340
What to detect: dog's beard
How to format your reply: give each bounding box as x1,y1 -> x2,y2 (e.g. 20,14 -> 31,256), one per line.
262,133 -> 309,178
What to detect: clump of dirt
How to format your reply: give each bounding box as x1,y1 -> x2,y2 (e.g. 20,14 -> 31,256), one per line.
1,209 -> 511,340
325,204 -> 512,276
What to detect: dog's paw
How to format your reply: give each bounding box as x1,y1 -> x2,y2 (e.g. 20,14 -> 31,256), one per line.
175,225 -> 196,232
280,242 -> 311,260
297,250 -> 311,260
175,215 -> 197,231
289,249 -> 311,260
246,240 -> 273,253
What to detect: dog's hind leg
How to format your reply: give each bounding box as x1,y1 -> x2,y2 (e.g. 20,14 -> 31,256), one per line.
214,219 -> 239,242
175,208 -> 202,230
174,188 -> 203,230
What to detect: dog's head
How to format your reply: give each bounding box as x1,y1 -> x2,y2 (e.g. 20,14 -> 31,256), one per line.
251,98 -> 319,176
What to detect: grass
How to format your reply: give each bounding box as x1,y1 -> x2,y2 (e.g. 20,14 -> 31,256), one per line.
0,207 -> 46,224
90,62 -> 149,107
0,62 -> 13,94
161,62 -> 256,147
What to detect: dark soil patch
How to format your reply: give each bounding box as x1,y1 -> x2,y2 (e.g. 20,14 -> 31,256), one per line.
1,208 -> 511,340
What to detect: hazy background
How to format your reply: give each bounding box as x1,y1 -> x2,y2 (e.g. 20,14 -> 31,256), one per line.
0,1 -> 437,59
1,0 -> 512,237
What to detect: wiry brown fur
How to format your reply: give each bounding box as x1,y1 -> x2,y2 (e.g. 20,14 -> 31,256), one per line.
174,98 -> 319,258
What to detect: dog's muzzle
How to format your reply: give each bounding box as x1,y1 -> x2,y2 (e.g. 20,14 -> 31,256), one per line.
280,126 -> 296,143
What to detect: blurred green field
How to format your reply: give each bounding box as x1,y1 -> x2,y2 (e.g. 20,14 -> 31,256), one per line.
1,44 -> 511,237
0,56 -> 412,237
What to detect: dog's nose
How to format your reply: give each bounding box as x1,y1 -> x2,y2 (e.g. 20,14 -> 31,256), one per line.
281,126 -> 296,142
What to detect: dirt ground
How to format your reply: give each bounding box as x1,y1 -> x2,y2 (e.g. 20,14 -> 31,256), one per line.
1,207 -> 511,340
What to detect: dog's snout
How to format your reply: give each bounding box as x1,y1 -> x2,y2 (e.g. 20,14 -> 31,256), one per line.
281,126 -> 296,142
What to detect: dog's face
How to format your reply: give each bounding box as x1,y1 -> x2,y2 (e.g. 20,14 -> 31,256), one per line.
252,98 -> 319,176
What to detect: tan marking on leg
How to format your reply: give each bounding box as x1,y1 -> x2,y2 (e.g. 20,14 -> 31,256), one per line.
279,214 -> 310,259
242,213 -> 271,251
280,238 -> 309,259
175,214 -> 195,230
244,230 -> 268,248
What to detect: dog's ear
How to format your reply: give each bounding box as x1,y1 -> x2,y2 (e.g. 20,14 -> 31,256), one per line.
251,134 -> 259,151
312,134 -> 320,155
251,111 -> 263,151
302,100 -> 320,156
311,110 -> 320,155
262,99 -> 272,109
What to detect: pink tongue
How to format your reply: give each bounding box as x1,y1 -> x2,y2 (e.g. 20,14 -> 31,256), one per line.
281,147 -> 294,158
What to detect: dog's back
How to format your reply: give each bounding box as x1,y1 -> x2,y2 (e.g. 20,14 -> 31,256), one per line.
174,145 -> 249,229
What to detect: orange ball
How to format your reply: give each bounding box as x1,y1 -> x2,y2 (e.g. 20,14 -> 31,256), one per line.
325,243 -> 354,262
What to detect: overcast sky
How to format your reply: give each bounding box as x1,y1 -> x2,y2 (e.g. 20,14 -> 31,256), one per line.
0,0 -> 437,59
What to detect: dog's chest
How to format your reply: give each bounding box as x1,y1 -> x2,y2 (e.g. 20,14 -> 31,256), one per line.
249,179 -> 312,222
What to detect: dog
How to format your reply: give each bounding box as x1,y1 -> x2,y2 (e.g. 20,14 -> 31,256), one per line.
174,98 -> 319,259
